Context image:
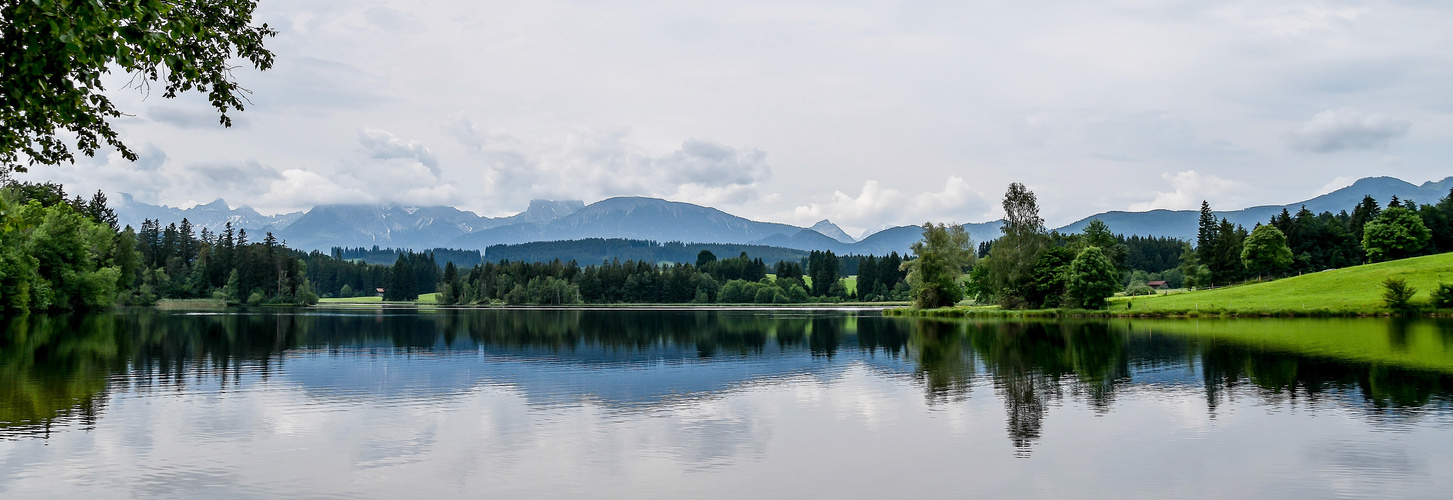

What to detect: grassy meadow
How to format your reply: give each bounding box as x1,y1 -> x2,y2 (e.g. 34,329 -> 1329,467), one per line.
318,293 -> 439,304
888,252 -> 1453,317
1109,252 -> 1453,315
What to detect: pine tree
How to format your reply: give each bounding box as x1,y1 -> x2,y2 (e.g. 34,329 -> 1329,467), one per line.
86,190 -> 117,230
1196,201 -> 1218,264
178,218 -> 195,264
1349,195 -> 1381,242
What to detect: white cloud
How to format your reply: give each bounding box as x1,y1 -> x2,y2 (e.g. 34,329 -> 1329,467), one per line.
1130,170 -> 1242,211
449,121 -> 772,213
148,105 -> 250,129
656,139 -> 771,188
1315,175 -> 1358,196
16,145 -> 282,209
1286,109 -> 1411,153
1232,3 -> 1369,37
782,176 -> 993,236
358,128 -> 440,169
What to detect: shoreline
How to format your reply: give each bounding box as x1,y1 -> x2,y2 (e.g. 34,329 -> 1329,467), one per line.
310,301 -> 907,311
883,306 -> 1453,319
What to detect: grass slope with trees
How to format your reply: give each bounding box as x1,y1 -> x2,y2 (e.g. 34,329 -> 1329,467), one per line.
891,181 -> 1453,318
1111,253 -> 1453,316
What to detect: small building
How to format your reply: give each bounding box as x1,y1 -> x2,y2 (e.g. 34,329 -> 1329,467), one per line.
1146,281 -> 1168,290
376,288 -> 386,297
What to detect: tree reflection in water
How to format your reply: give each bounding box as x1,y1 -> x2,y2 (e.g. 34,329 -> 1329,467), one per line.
2,309 -> 1452,454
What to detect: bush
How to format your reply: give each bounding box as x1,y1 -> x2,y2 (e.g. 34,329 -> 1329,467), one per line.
1124,282 -> 1155,297
297,285 -> 319,306
1432,282 -> 1453,309
1381,277 -> 1418,311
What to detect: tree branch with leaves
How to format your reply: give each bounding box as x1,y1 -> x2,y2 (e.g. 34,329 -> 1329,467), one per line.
1,0 -> 276,171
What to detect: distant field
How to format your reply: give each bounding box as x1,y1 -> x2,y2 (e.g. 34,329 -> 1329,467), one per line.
156,298 -> 227,309
318,296 -> 382,303
318,293 -> 438,304
766,275 -> 857,295
1110,252 -> 1453,314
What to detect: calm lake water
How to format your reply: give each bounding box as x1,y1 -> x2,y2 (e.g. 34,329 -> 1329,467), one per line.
3,309 -> 1453,498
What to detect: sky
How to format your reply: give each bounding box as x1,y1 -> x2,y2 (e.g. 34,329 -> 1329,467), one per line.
22,0 -> 1453,237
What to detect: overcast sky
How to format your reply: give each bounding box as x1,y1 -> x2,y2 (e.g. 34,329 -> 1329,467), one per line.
23,0 -> 1453,237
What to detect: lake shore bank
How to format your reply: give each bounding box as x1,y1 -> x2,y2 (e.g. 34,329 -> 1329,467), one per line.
312,301 -> 907,311
884,305 -> 1453,319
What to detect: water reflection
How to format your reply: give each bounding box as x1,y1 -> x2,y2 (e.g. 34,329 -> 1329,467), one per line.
3,310 -> 1453,456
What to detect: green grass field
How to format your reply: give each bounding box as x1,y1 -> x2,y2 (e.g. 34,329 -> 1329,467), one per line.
318,296 -> 382,303
1111,252 -> 1453,315
767,275 -> 858,295
318,292 -> 439,304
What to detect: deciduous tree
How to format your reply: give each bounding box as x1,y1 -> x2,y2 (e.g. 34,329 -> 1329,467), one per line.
1067,247 -> 1119,309
1241,224 -> 1293,278
2,0 -> 276,171
903,222 -> 975,308
1363,207 -> 1432,262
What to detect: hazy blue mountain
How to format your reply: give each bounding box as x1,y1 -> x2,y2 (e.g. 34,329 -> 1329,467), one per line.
277,200 -> 583,251
110,175 -> 1453,256
752,229 -> 855,253
845,220 -> 1006,255
493,199 -> 585,226
810,220 -> 856,243
1055,176 -> 1453,240
113,194 -> 304,234
453,197 -> 805,248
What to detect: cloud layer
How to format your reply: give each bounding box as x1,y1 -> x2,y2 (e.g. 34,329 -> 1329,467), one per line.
1286,109 -> 1412,153
782,177 -> 993,237
16,0 -> 1453,226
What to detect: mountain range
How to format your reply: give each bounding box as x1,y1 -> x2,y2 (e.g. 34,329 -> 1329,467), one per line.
114,176 -> 1452,256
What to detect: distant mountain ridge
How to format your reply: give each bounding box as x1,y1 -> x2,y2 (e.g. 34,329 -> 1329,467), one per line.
113,194 -> 304,235
810,220 -> 856,243
449,197 -> 805,249
1054,176 -> 1453,241
111,175 -> 1452,256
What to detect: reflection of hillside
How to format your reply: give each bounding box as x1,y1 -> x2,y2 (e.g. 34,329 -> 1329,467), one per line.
901,319 -> 1453,455
4,311 -> 1453,451
0,315 -> 116,436
1141,319 -> 1453,374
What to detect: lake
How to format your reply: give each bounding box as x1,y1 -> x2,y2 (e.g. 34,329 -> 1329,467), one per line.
3,308 -> 1452,498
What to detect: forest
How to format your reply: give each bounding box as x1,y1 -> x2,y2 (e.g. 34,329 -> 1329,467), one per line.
0,181 -> 319,314
429,249 -> 910,305
481,238 -> 810,266
331,246 -> 482,268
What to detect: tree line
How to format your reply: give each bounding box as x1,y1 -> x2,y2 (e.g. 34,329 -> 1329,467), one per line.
482,238 -> 811,266
2,181 -> 333,314
1182,191 -> 1453,287
332,246 -> 482,268
958,183 -> 1125,309
428,248 -> 910,305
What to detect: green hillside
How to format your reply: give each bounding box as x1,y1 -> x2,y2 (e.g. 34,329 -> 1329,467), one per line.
1112,253 -> 1453,315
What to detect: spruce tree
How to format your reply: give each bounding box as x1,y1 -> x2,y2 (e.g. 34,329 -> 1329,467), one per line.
1349,195 -> 1381,242
1196,201 -> 1218,265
